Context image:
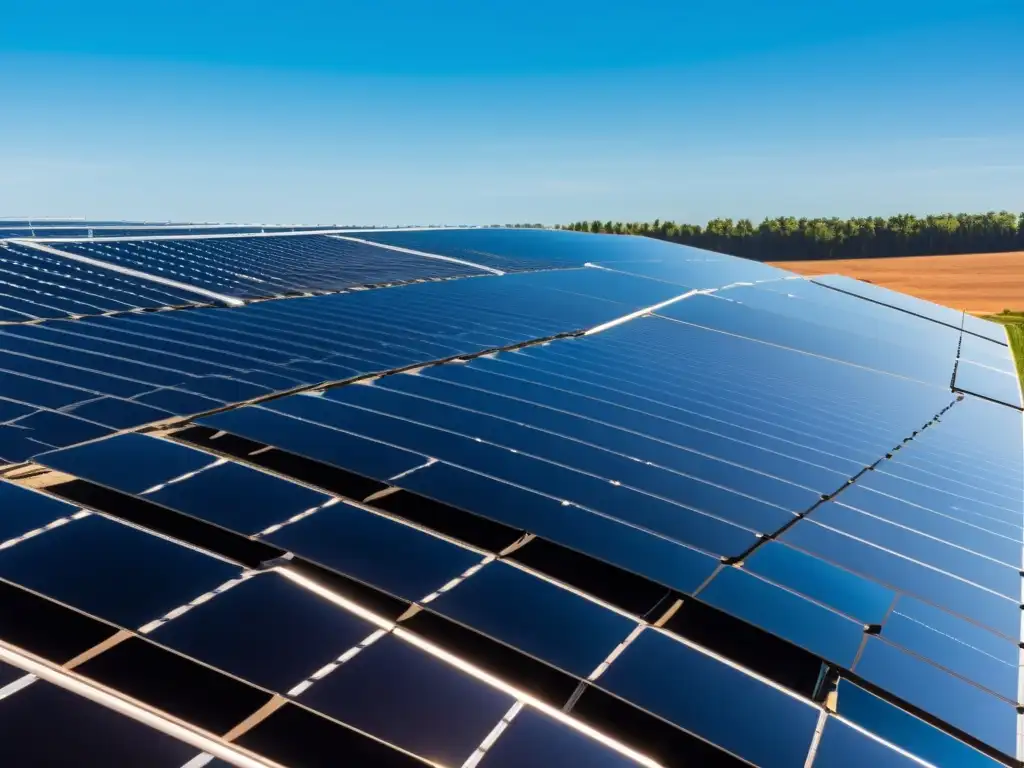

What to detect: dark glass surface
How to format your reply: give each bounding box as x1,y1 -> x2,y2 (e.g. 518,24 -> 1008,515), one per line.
860,470 -> 1019,530
147,460 -> 330,535
380,369 -> 852,493
325,381 -> 821,515
134,387 -> 226,415
0,398 -> 35,421
658,293 -> 954,384
811,502 -> 1019,598
837,485 -> 1021,567
743,541 -> 896,625
266,502 -> 482,600
480,708 -> 639,767
65,396 -> 174,430
150,572 -> 376,692
0,369 -> 97,409
0,349 -> 153,398
813,718 -> 928,768
397,462 -> 720,594
782,519 -> 1018,639
431,562 -> 636,677
0,659 -> 23,688
35,432 -> 217,494
235,701 -> 431,768
854,637 -> 1017,754
7,410 -> 111,449
197,404 -> 428,480
0,514 -> 238,628
298,634 -> 514,767
0,426 -> 46,462
834,679 -> 1006,768
265,393 -> 779,554
883,596 -> 1018,700
0,480 -> 80,543
178,375 -> 271,403
598,629 -> 819,767
0,678 -> 199,766
699,566 -> 864,666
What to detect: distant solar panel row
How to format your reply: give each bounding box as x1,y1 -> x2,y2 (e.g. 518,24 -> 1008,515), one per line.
49,235 -> 494,299
0,242 -> 203,320
0,225 -> 331,239
0,227 -> 1018,768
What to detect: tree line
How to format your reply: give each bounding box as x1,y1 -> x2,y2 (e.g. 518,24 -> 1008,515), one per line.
556,211 -> 1024,261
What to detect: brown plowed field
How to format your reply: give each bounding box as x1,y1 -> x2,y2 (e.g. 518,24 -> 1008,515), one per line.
769,252 -> 1024,315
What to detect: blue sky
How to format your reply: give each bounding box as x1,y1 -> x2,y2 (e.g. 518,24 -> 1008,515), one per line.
2,0 -> 1022,225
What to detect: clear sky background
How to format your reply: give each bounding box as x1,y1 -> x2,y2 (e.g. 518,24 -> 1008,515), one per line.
2,0 -> 1022,225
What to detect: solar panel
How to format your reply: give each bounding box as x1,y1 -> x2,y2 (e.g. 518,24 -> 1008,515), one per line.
49,234 -> 493,299
0,226 -> 1018,768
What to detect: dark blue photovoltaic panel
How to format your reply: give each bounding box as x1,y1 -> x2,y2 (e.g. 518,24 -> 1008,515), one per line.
0,676 -> 200,766
323,382 -> 803,533
810,502 -> 1018,598
0,242 -> 203,319
418,351 -> 871,475
297,635 -> 514,767
0,514 -> 238,628
782,518 -> 1019,639
147,461 -> 331,535
813,718 -> 927,768
53,235 -> 488,299
480,708 -> 639,767
149,572 -> 376,692
854,637 -> 1018,754
698,566 -> 864,666
834,680 -> 1006,768
882,596 -> 1018,701
197,405 -> 428,481
395,462 -> 720,594
35,433 -> 218,495
659,292 -> 957,385
0,480 -> 80,543
430,561 -> 636,677
266,392 -> 766,557
742,541 -> 896,625
378,369 -> 852,492
353,228 -> 789,287
835,484 -> 1021,567
329,377 -> 822,515
598,629 -> 819,767
265,502 -> 482,600
63,397 -> 174,430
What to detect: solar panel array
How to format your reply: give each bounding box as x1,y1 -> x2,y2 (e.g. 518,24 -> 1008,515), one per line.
0,226 -> 1020,768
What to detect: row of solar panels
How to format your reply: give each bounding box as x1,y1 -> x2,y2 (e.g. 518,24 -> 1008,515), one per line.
0,224 -> 332,238
0,250 -> 1018,466
0,228 -> 1019,768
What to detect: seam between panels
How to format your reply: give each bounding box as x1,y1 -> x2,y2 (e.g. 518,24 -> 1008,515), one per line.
707,395 -> 961,569
0,641 -> 282,768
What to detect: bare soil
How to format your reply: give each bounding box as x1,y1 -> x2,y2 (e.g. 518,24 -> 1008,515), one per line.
769,251 -> 1024,315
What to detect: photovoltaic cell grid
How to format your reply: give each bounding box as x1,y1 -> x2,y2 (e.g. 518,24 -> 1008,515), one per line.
48,234 -> 495,299
0,242 -> 204,321
0,227 -> 1020,768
